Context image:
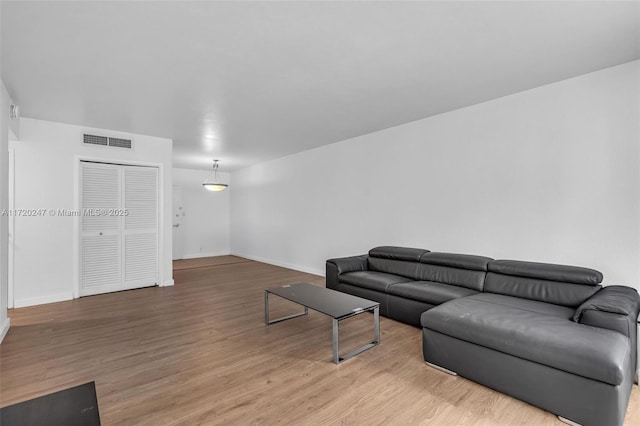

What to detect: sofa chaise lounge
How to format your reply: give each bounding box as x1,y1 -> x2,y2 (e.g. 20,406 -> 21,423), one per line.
326,246 -> 640,426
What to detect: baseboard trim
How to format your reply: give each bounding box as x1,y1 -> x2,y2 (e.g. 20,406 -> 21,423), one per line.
162,279 -> 175,287
0,318 -> 10,344
180,251 -> 231,260
231,252 -> 324,277
14,292 -> 73,308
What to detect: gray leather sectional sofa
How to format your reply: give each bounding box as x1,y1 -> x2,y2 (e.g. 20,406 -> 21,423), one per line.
326,246 -> 640,426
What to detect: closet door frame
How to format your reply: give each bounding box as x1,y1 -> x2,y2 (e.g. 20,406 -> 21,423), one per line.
73,156 -> 166,299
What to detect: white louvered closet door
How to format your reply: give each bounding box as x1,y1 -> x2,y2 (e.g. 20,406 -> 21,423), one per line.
80,162 -> 159,296
123,166 -> 158,289
80,163 -> 123,296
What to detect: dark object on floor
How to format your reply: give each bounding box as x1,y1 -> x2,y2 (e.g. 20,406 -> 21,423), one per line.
0,381 -> 101,426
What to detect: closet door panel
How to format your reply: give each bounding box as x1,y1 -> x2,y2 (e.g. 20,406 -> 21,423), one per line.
80,163 -> 122,296
123,166 -> 158,289
81,235 -> 122,295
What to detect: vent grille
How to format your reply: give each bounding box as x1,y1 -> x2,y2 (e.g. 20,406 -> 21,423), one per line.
83,134 -> 108,146
108,137 -> 132,149
83,134 -> 132,149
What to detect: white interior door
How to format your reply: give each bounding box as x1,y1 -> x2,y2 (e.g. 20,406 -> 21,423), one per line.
172,185 -> 183,260
80,162 -> 159,296
123,165 -> 158,289
80,162 -> 123,296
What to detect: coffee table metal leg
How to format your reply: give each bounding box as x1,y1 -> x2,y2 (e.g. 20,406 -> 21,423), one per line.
333,319 -> 339,364
333,306 -> 380,364
374,306 -> 380,343
264,291 -> 309,325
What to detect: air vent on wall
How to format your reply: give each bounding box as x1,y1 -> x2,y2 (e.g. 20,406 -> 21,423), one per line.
83,134 -> 133,149
107,137 -> 132,149
83,134 -> 108,146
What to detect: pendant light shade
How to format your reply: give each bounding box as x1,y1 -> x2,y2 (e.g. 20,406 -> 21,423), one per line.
202,160 -> 228,191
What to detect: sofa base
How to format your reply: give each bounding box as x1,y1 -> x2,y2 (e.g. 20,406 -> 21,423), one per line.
422,328 -> 632,426
336,283 -> 435,327
336,283 -> 390,317
425,361 -> 457,376
387,294 -> 434,327
558,416 -> 582,426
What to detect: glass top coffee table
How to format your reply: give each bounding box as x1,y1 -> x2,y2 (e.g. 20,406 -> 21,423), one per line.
265,283 -> 380,364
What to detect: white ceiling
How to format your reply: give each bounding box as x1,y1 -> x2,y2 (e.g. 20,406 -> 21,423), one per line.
2,1 -> 639,171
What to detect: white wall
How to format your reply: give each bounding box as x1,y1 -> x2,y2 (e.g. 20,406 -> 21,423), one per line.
10,118 -> 173,308
172,168 -> 230,258
231,61 -> 640,289
0,81 -> 13,342
0,4 -> 8,342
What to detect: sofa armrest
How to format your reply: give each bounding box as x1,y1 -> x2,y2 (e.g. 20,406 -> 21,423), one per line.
573,285 -> 640,338
325,255 -> 368,290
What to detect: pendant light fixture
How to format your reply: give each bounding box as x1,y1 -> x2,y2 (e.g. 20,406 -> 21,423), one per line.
202,160 -> 228,191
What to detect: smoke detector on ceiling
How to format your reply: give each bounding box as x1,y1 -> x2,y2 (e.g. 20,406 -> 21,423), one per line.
9,104 -> 19,120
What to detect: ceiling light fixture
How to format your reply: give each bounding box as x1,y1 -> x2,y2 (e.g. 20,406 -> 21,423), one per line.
202,160 -> 228,192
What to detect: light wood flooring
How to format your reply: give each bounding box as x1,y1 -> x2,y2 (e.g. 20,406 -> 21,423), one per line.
172,255 -> 248,271
1,257 -> 638,425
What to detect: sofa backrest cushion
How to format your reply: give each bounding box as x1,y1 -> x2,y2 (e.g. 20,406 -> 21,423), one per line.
485,260 -> 603,307
419,252 -> 492,271
415,252 -> 492,291
369,246 -> 429,262
488,260 -> 603,285
368,257 -> 419,279
367,246 -> 429,278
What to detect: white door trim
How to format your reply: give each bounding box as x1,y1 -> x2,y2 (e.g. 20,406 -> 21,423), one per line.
7,148 -> 14,309
74,156 -> 165,299
172,185 -> 183,260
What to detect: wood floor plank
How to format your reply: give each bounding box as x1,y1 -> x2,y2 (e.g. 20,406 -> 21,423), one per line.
172,255 -> 250,271
1,258 -> 638,425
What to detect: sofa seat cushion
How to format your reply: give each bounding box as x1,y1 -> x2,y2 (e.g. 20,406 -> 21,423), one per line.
421,293 -> 630,386
339,271 -> 413,292
388,281 -> 478,305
